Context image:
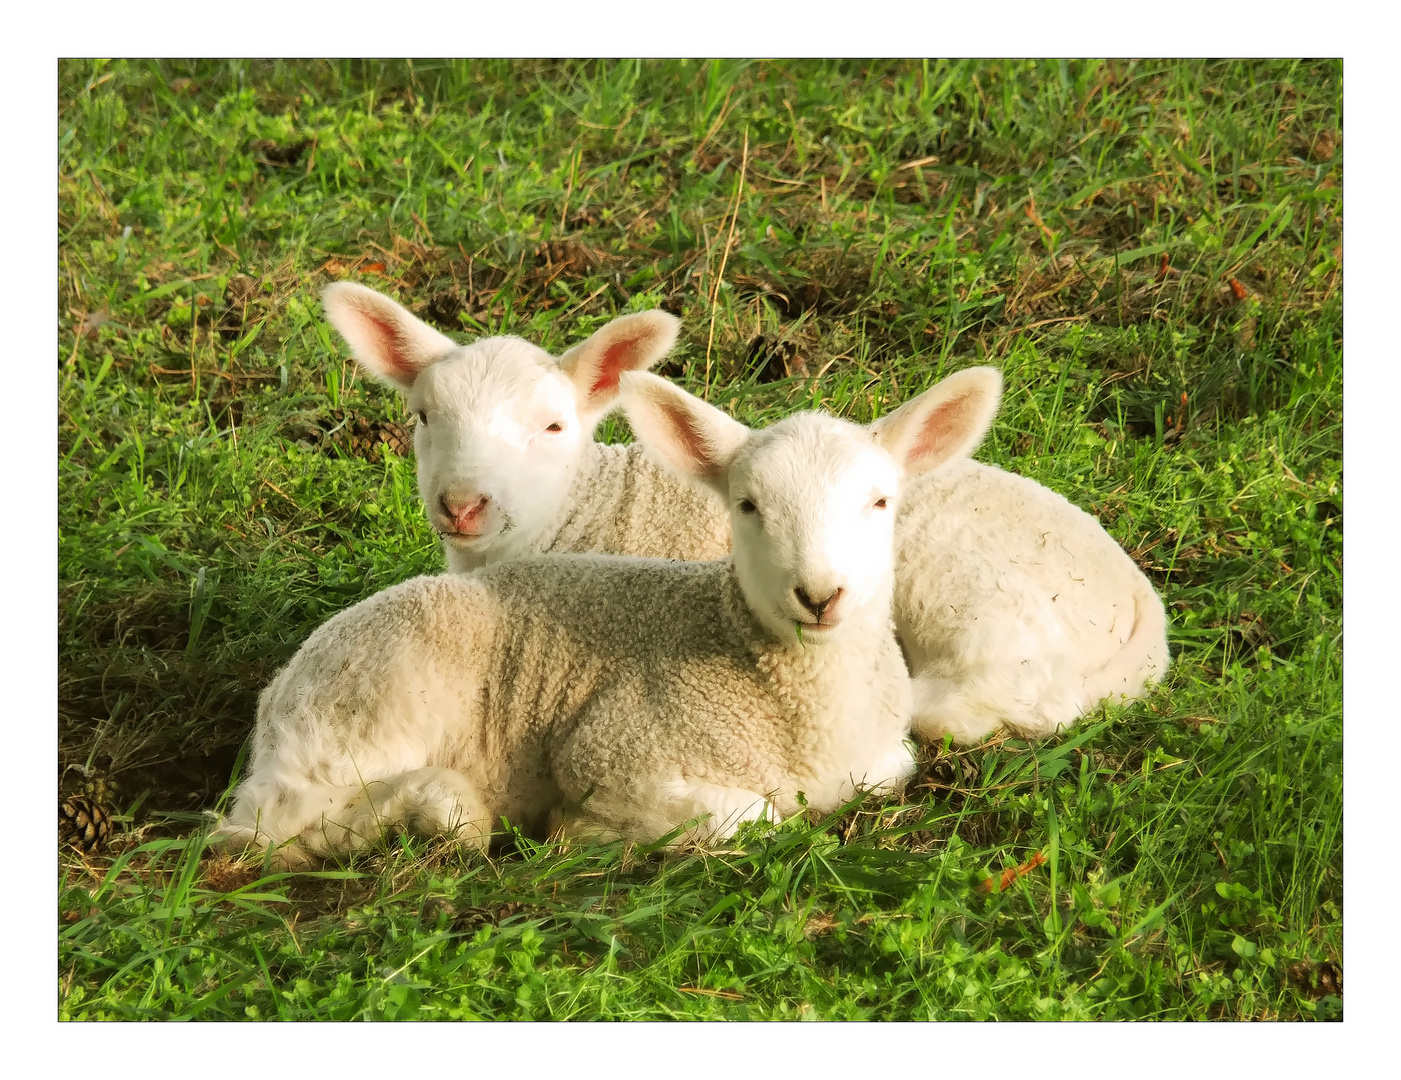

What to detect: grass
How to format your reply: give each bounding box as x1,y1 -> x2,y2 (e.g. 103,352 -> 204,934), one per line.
58,58 -> 1341,1021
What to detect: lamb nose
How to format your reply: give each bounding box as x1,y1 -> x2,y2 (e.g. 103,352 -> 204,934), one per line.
441,494 -> 489,532
795,586 -> 843,621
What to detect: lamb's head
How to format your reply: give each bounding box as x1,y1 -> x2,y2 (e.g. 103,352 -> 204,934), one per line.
322,282 -> 680,567
620,367 -> 1002,646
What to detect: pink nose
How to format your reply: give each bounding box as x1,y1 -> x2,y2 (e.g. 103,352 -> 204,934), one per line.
440,494 -> 490,535
795,585 -> 844,624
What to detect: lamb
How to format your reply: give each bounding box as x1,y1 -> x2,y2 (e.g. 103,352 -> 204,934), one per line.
210,368 -> 1002,867
891,458 -> 1168,743
321,282 -> 729,574
322,283 -> 1168,745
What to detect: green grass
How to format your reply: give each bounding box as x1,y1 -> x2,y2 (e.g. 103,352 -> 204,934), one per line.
58,59 -> 1341,1021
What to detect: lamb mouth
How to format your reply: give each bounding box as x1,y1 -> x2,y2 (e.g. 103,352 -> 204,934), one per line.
437,512 -> 514,544
439,529 -> 491,543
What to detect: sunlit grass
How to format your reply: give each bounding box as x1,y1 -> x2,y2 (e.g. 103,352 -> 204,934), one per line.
59,58 -> 1341,1020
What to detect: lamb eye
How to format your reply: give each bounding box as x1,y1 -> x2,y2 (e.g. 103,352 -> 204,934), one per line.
873,497 -> 889,510
738,499 -> 758,515
546,421 -> 564,433
417,411 -> 428,425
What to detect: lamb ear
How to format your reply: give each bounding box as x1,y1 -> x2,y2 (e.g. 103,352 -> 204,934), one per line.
870,367 -> 1002,478
618,371 -> 749,493
557,311 -> 681,427
321,282 -> 459,391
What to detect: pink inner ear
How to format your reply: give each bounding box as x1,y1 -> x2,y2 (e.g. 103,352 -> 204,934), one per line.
588,336 -> 646,402
363,311 -> 418,381
911,393 -> 974,465
661,401 -> 720,477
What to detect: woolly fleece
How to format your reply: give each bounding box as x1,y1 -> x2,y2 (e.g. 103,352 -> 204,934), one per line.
507,438 -> 1168,742
506,441 -> 730,563
214,556 -> 912,865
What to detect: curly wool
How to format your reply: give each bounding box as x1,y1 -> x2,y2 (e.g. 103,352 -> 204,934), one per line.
215,557 -> 912,864
508,440 -> 1167,743
524,441 -> 731,563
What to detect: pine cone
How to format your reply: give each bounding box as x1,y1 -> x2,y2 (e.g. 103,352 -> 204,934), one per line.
375,419 -> 412,458
60,795 -> 113,853
322,409 -> 412,460
78,771 -> 117,805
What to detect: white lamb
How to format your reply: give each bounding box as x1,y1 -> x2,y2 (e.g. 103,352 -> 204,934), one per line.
322,283 -> 1168,745
210,368 -> 1002,866
321,281 -> 729,573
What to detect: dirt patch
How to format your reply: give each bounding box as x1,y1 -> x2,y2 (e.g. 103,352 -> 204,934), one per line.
444,899 -> 542,934
338,235 -> 643,334
199,855 -> 266,894
1285,958 -> 1342,1000
66,581 -> 192,653
1202,610 -> 1278,666
732,247 -> 873,318
249,138 -> 312,169
745,333 -> 806,381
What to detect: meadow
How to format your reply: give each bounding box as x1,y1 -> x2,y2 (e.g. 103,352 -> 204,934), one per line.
58,58 -> 1341,1020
